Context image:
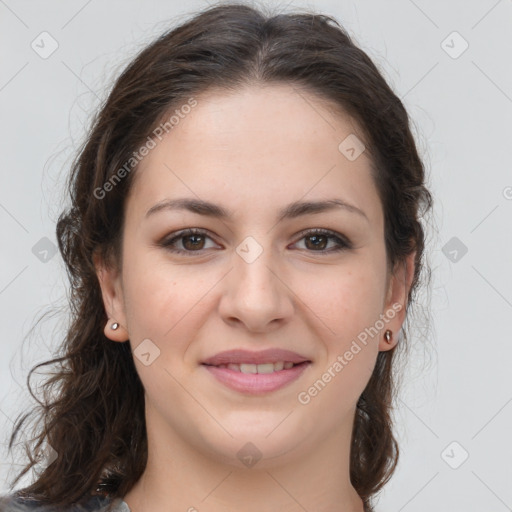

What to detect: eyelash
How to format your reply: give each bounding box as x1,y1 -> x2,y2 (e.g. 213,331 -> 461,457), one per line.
159,228 -> 352,255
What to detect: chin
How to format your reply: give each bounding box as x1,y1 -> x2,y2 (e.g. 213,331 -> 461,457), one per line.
195,423 -> 309,470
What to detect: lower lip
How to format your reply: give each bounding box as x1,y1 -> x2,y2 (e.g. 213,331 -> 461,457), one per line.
202,362 -> 311,395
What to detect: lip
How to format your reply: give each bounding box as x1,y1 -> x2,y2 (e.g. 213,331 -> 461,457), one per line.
201,348 -> 311,366
201,349 -> 312,395
202,361 -> 311,395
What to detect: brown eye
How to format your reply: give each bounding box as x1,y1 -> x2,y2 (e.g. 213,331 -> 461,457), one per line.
304,233 -> 329,251
160,227 -> 351,256
293,229 -> 352,253
181,233 -> 206,251
160,228 -> 218,254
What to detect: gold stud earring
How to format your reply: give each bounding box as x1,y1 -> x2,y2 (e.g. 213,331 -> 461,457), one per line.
384,330 -> 392,344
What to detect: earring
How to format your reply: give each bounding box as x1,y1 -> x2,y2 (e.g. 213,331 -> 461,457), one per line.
110,322 -> 119,330
384,330 -> 392,344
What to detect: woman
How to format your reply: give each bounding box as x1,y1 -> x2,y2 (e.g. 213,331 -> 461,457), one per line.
1,2 -> 433,511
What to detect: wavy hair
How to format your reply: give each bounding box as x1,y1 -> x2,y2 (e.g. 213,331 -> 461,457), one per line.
5,2 -> 433,511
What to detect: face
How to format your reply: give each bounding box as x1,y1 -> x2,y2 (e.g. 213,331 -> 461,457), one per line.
96,84 -> 413,468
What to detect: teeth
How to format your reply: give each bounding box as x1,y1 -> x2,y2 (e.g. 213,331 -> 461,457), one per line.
274,361 -> 284,371
240,363 -> 258,374
215,361 -> 299,373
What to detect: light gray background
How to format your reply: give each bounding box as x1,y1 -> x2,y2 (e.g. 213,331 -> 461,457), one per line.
1,1 -> 511,510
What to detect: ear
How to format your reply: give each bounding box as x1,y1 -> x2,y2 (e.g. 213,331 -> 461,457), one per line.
93,249 -> 129,343
379,251 -> 416,351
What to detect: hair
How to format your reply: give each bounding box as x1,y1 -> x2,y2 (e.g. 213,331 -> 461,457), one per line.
4,2 -> 433,511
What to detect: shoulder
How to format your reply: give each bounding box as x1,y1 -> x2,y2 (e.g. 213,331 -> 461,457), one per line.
0,493 -> 130,512
0,493 -> 37,511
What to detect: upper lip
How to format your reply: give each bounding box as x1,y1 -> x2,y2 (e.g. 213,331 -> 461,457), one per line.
202,349 -> 311,366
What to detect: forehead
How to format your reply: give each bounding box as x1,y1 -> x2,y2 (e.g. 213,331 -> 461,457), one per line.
127,83 -> 382,226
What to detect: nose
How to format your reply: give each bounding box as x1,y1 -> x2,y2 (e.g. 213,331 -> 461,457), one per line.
218,244 -> 295,333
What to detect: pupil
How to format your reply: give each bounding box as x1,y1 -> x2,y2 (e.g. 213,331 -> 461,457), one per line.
306,235 -> 326,250
184,235 -> 204,250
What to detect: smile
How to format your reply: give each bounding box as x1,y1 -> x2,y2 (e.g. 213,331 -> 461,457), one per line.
202,361 -> 311,394
205,361 -> 298,373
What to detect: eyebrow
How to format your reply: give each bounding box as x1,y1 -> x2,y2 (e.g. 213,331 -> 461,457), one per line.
145,197 -> 369,223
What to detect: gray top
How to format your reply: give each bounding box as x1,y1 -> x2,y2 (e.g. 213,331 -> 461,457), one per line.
0,494 -> 131,512
1,493 -> 373,511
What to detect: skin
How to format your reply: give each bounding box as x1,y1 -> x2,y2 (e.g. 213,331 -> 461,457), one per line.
95,83 -> 415,512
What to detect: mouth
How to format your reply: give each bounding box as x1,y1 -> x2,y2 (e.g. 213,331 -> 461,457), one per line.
202,360 -> 310,374
200,349 -> 312,394
201,348 -> 311,367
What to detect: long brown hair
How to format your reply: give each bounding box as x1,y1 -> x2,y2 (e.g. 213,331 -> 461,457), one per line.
4,2 -> 433,511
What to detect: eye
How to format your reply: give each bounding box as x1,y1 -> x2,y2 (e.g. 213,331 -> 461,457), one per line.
159,228 -> 219,254
159,227 -> 352,256
292,228 -> 352,253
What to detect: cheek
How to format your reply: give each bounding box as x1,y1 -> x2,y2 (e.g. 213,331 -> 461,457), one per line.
293,257 -> 386,395
121,251 -> 217,356
295,259 -> 386,338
